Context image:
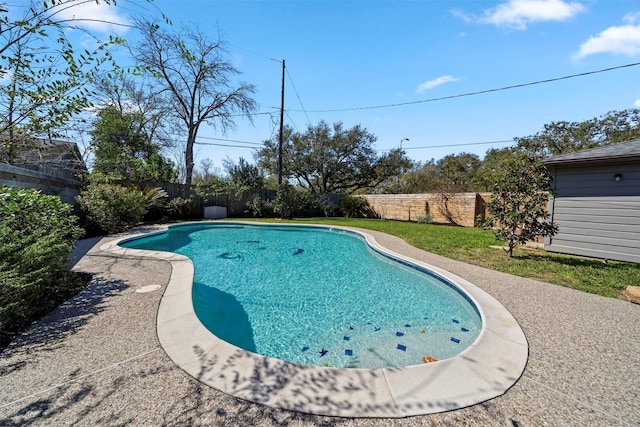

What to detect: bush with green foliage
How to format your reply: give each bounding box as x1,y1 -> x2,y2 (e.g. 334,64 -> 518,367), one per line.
166,197 -> 202,220
0,187 -> 84,347
272,183 -> 299,219
76,177 -> 167,234
482,153 -> 558,257
246,196 -> 274,218
339,195 -> 376,218
416,214 -> 434,224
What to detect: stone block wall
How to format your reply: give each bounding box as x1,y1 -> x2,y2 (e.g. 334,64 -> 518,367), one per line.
361,193 -> 486,227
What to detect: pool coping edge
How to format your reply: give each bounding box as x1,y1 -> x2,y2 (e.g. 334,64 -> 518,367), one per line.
101,221 -> 528,418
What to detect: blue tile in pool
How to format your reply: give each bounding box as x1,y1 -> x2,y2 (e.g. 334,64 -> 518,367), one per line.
345,349 -> 353,356
397,344 -> 407,351
301,346 -> 309,352
405,324 -> 411,327
343,336 -> 350,341
461,327 -> 469,332
396,332 -> 404,337
451,337 -> 460,344
452,319 -> 460,324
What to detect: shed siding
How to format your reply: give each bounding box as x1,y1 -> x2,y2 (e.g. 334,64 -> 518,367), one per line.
545,163 -> 640,263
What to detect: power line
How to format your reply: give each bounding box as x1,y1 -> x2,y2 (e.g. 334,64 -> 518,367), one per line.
285,66 -> 312,125
191,135 -> 263,146
385,139 -> 514,151
284,110 -> 300,133
377,139 -> 513,152
193,141 -> 259,149
293,62 -> 640,113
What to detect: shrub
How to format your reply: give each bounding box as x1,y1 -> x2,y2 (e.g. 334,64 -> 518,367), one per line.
246,196 -> 274,218
272,183 -> 298,219
321,200 -> 339,217
416,214 -> 434,224
0,187 -> 85,347
76,181 -> 149,234
167,197 -> 201,220
339,195 -> 375,218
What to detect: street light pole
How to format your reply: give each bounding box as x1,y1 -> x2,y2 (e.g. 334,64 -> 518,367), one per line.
397,138 -> 409,193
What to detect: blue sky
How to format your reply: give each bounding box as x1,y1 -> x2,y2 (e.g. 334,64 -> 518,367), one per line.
58,0 -> 640,171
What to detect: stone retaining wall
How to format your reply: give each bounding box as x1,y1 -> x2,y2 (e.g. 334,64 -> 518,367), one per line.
361,193 -> 489,227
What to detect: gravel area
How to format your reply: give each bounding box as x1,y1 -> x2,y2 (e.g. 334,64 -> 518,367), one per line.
1,225 -> 638,426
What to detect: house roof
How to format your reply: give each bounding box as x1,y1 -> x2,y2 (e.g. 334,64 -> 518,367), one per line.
544,139 -> 640,166
2,137 -> 87,180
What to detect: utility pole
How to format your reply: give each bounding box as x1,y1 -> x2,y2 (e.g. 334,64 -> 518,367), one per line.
278,59 -> 285,185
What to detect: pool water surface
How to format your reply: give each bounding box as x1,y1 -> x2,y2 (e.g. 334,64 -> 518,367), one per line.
122,223 -> 481,368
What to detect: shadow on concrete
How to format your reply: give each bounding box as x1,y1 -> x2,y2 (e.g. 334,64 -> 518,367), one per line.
0,277 -> 129,373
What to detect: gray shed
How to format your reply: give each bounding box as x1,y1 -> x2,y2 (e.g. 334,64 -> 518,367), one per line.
543,139 -> 640,263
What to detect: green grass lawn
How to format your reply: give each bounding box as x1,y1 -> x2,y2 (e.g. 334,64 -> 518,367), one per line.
241,217 -> 639,299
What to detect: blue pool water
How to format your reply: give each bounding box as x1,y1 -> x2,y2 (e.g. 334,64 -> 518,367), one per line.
121,223 -> 482,369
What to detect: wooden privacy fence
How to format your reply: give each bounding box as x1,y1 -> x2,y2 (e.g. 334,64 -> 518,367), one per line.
361,193 -> 492,227
136,181 -> 276,216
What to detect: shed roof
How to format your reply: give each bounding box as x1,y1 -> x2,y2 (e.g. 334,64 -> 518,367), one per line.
544,139 -> 640,165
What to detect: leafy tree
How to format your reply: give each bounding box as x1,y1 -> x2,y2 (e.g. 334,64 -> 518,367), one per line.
483,153 -> 557,257
474,147 -> 518,192
92,71 -> 179,170
192,158 -> 229,197
515,109 -> 640,157
223,156 -> 264,193
0,1 -> 147,161
90,105 -> 177,182
259,121 -> 411,195
371,147 -> 414,194
130,18 -> 257,189
436,152 -> 481,191
397,159 -> 443,193
394,153 -> 482,194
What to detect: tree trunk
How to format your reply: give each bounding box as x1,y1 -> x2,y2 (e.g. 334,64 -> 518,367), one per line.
184,134 -> 195,194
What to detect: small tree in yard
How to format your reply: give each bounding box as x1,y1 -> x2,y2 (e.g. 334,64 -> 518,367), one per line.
483,153 -> 558,257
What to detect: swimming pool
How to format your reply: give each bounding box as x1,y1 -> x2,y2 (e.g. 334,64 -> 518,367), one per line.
121,223 -> 482,369
106,222 -> 528,417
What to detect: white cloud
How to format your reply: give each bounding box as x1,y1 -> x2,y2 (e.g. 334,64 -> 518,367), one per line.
54,1 -> 131,34
459,0 -> 586,30
634,99 -> 640,107
416,75 -> 461,93
623,12 -> 640,25
574,23 -> 640,59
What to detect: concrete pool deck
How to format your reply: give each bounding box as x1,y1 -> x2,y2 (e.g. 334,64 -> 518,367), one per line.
1,223 -> 639,425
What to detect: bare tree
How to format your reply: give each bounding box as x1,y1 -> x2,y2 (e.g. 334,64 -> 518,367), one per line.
129,18 -> 257,189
